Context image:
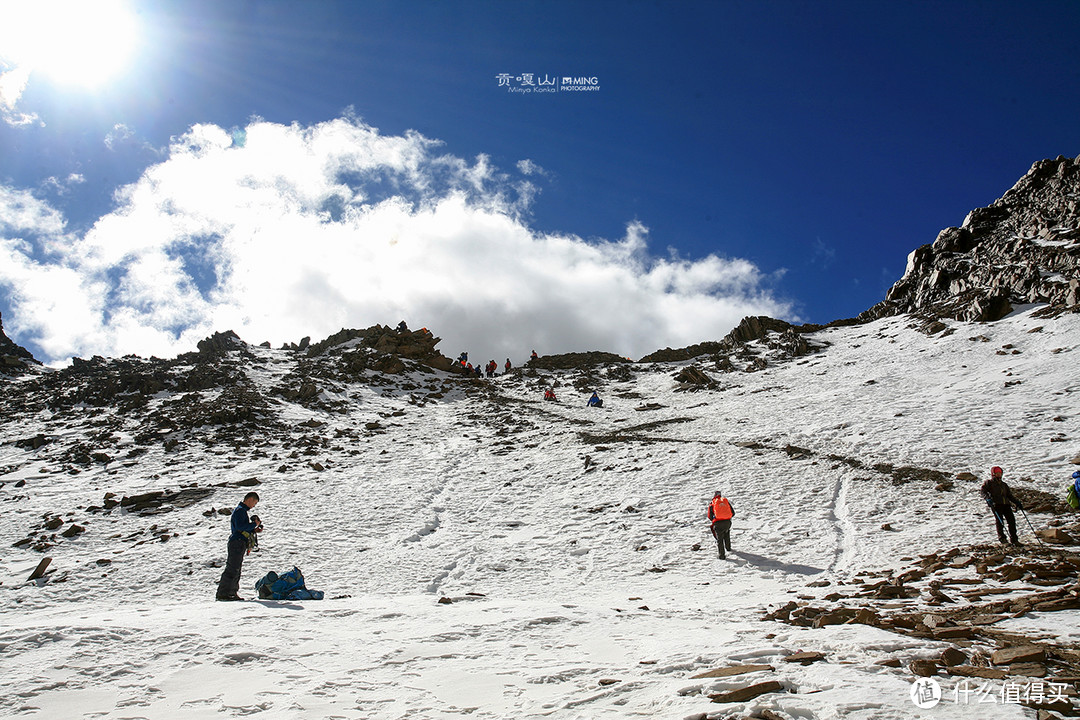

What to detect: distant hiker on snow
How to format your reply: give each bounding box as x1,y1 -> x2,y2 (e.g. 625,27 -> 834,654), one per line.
707,490 -> 735,559
587,391 -> 603,408
458,351 -> 468,366
396,320 -> 408,332
505,358 -> 512,373
981,466 -> 1023,545
531,350 -> 538,360
216,491 -> 264,601
544,388 -> 557,402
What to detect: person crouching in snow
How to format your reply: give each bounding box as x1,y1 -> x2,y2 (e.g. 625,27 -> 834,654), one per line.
216,491 -> 264,601
587,391 -> 603,408
981,466 -> 1023,545
707,490 -> 734,559
544,388 -> 557,402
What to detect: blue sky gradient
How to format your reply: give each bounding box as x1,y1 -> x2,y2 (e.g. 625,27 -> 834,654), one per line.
1,0 -> 1078,363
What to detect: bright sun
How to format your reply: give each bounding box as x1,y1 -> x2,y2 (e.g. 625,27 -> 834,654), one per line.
0,0 -> 137,88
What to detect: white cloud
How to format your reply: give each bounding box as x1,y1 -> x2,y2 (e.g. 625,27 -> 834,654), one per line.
0,67 -> 41,127
0,186 -> 66,235
40,173 -> 86,196
516,159 -> 546,177
0,116 -> 792,364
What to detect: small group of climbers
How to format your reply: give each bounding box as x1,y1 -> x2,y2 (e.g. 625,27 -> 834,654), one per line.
455,351 -> 521,377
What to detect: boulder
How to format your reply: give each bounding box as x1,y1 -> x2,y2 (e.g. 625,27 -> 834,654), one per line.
709,680 -> 785,703
1037,528 -> 1074,545
909,659 -> 940,677
991,646 -> 1046,665
782,651 -> 825,665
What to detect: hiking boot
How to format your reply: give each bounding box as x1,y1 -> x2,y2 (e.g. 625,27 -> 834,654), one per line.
216,594 -> 243,601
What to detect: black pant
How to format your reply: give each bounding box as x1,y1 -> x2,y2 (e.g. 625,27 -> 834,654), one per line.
992,505 -> 1019,543
216,536 -> 248,598
711,520 -> 732,557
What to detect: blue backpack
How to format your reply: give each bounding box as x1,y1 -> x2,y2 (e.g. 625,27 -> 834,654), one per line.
254,566 -> 324,600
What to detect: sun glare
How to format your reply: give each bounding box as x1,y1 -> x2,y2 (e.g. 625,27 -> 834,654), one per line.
0,0 -> 137,88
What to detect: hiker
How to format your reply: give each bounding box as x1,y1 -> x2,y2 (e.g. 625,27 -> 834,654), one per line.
458,351 -> 468,366
707,491 -> 735,559
487,360 -> 497,378
531,350 -> 538,360
504,358 -> 512,373
1067,470 -> 1080,510
981,466 -> 1023,545
544,388 -> 557,402
396,320 -> 408,332
216,491 -> 264,601
587,391 -> 603,408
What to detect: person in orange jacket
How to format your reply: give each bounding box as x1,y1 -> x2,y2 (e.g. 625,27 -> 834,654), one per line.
707,490 -> 735,559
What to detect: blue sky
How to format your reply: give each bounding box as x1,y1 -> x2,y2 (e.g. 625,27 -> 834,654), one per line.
1,0 -> 1078,364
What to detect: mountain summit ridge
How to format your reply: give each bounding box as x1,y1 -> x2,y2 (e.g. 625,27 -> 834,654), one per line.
866,154 -> 1080,324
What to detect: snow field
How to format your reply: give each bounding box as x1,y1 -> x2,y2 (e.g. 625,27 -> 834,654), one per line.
1,306 -> 1076,718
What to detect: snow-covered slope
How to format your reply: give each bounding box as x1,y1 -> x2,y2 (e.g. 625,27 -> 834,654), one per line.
2,307 -> 1079,719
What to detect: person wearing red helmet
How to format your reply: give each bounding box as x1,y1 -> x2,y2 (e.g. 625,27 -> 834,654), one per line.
981,466 -> 1023,545
707,490 -> 735,559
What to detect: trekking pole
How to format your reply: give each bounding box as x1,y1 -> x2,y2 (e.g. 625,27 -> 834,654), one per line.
1020,508 -> 1045,546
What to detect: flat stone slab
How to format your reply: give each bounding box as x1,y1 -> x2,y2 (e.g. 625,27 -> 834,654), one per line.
782,651 -> 826,664
709,680 -> 785,704
691,663 -> 774,679
946,666 -> 1009,680
992,645 -> 1047,665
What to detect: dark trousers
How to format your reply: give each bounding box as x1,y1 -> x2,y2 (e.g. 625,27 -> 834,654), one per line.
711,519 -> 732,557
992,505 -> 1019,543
216,536 -> 248,598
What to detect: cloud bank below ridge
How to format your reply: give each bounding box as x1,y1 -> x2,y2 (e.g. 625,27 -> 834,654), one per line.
0,116 -> 793,365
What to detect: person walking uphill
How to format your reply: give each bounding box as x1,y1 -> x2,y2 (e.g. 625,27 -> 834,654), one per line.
216,492 -> 264,601
981,466 -> 1023,545
707,491 -> 734,559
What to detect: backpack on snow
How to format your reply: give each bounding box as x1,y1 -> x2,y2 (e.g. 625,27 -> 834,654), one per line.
1067,482 -> 1080,510
254,566 -> 324,600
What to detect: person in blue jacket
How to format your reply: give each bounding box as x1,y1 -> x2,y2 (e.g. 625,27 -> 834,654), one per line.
587,391 -> 603,408
216,492 -> 264,601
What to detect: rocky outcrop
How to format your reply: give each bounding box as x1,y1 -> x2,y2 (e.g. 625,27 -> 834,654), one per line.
196,330 -> 246,357
527,351 -> 631,371
867,155 -> 1080,323
0,311 -> 39,374
640,316 -> 827,373
307,325 -> 458,373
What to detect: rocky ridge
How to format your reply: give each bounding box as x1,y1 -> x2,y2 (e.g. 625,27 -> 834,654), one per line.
867,154 -> 1080,324
0,312 -> 39,374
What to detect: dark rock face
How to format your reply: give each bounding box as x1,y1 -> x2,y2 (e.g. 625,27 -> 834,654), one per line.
867,155 -> 1080,323
527,351 -> 631,371
0,311 -> 40,374
306,325 -> 458,373
641,315 -> 827,372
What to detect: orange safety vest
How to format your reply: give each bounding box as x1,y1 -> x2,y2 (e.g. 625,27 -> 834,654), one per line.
709,497 -> 733,521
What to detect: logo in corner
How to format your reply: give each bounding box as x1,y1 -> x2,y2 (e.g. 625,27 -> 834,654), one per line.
910,677 -> 941,709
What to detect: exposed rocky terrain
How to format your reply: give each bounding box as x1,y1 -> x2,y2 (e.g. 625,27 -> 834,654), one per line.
867,154 -> 1080,324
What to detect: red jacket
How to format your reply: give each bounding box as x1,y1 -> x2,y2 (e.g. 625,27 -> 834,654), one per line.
708,497 -> 733,522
